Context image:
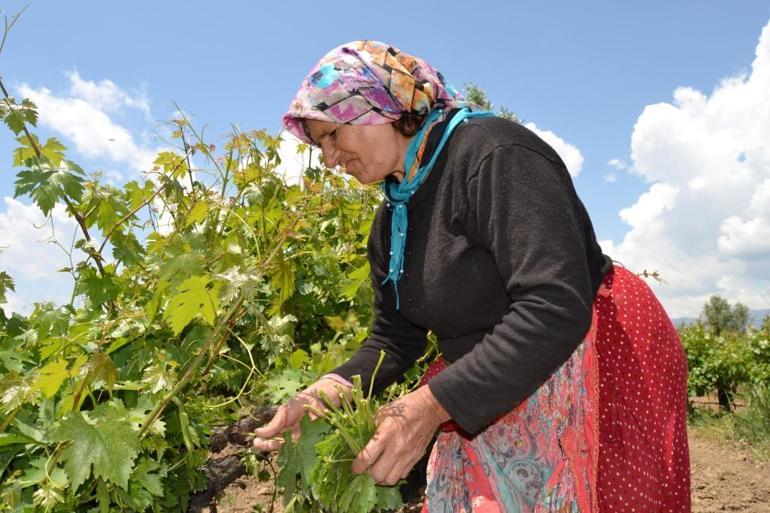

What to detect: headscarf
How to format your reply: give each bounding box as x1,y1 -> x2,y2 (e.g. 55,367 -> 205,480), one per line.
283,40 -> 494,309
282,40 -> 467,144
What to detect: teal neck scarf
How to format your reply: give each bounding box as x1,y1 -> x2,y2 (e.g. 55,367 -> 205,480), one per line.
381,107 -> 495,309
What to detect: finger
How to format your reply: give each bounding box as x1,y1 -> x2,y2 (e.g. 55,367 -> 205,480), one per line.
380,464 -> 407,487
252,436 -> 284,453
367,449 -> 402,485
252,406 -> 290,438
351,435 -> 386,475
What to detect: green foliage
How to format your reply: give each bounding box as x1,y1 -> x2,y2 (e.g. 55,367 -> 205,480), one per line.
277,375 -> 403,513
51,401 -> 141,490
733,383 -> 770,456
463,83 -> 520,123
701,295 -> 750,335
0,95 -> 384,511
680,302 -> 770,412
680,323 -> 751,410
0,271 -> 14,325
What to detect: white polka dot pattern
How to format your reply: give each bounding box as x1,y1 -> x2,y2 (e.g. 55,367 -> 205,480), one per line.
595,265 -> 691,513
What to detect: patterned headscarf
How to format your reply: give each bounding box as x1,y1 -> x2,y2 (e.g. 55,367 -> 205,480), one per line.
283,40 -> 467,144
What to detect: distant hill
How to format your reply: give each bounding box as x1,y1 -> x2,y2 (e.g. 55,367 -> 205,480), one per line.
672,309 -> 770,328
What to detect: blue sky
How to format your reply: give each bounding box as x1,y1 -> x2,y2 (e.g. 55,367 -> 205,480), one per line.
2,1 -> 770,317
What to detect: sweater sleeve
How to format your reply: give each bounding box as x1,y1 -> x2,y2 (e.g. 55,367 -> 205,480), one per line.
331,208 -> 428,394
427,143 -> 595,434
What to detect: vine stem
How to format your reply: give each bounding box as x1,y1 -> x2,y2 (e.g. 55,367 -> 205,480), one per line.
138,293 -> 246,438
96,147 -> 193,256
0,77 -> 107,278
139,207 -> 304,437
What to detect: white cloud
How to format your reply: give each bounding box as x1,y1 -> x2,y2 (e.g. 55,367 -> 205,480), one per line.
66,71 -> 150,117
0,197 -> 81,315
603,172 -> 617,183
524,122 -> 584,177
619,183 -> 678,228
606,19 -> 770,317
17,72 -> 159,173
608,158 -> 627,170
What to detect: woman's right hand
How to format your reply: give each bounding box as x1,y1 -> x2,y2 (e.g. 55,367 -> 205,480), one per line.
252,376 -> 353,452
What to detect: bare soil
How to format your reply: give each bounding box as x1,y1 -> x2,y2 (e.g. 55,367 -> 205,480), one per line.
689,430 -> 770,513
202,429 -> 770,513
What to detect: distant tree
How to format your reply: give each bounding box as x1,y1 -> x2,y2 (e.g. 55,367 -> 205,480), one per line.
701,295 -> 750,335
762,314 -> 770,334
463,83 -> 520,123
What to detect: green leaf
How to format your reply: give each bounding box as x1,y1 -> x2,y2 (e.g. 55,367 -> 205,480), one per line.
266,368 -> 304,403
288,349 -> 309,369
12,418 -> 49,444
126,458 -> 165,510
85,351 -> 118,391
111,229 -> 145,266
0,433 -> 38,447
270,260 -> 295,315
153,151 -> 187,178
296,416 -> 330,484
375,483 -> 403,511
40,138 -> 67,166
341,262 -> 370,300
339,473 -> 377,513
185,201 -> 208,227
12,134 -> 39,167
159,251 -> 205,282
75,266 -> 121,306
124,179 -> 155,210
33,358 -> 69,398
163,275 -> 222,335
14,160 -> 84,216
276,415 -> 329,501
21,99 -> 39,127
51,401 -> 140,490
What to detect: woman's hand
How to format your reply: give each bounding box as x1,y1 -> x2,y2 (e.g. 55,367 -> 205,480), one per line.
351,385 -> 450,485
252,376 -> 352,452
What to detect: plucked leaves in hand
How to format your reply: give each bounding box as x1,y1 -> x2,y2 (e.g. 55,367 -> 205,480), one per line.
276,414 -> 330,499
278,372 -> 403,513
51,400 -> 141,490
163,275 -> 222,335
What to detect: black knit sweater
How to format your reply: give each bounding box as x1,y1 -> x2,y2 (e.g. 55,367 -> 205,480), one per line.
332,112 -> 612,434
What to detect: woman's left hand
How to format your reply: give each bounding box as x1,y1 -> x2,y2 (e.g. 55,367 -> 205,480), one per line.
351,385 -> 451,485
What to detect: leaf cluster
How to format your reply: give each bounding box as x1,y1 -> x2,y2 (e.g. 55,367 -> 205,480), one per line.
0,94 -> 385,512
276,375 -> 403,513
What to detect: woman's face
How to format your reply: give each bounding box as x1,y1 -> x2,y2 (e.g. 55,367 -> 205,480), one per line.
305,119 -> 411,184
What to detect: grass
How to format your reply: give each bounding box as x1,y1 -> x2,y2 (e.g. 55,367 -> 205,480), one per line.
688,384 -> 770,461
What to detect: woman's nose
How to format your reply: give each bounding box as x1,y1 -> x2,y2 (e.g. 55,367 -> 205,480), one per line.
322,145 -> 341,168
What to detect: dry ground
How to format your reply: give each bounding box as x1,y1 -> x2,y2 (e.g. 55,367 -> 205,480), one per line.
204,429 -> 770,513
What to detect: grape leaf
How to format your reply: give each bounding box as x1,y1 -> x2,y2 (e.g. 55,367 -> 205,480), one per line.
276,415 -> 329,501
270,260 -> 296,315
51,401 -> 140,490
375,483 -> 403,511
14,161 -> 84,216
33,358 -> 69,398
0,271 -> 15,305
339,473 -> 377,513
163,275 -> 222,335
111,229 -> 145,266
185,201 -> 208,227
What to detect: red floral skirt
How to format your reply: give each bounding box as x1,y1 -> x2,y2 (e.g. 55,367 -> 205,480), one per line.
419,265 -> 691,512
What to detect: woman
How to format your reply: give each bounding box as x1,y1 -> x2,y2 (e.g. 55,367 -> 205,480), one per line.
253,40 -> 691,513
